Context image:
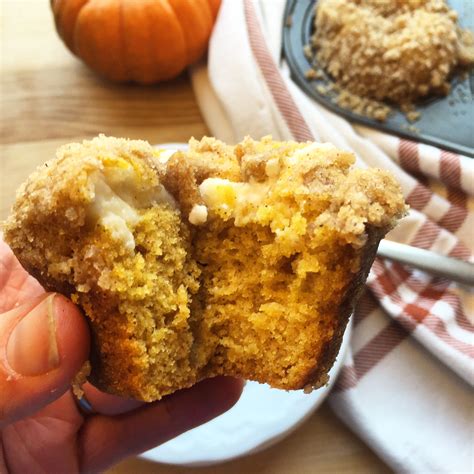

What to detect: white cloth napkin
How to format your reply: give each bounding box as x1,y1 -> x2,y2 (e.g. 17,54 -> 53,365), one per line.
190,1 -> 474,472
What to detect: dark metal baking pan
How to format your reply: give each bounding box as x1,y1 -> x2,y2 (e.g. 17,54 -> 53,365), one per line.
282,0 -> 474,157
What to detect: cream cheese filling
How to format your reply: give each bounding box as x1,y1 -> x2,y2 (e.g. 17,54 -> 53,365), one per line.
199,178 -> 270,212
89,178 -> 140,251
88,161 -> 175,251
188,204 -> 208,225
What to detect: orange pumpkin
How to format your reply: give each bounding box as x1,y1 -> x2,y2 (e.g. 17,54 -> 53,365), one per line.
51,0 -> 221,84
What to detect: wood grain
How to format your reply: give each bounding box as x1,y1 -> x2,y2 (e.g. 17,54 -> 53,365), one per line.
1,67 -> 208,145
0,1 -> 390,473
109,405 -> 390,474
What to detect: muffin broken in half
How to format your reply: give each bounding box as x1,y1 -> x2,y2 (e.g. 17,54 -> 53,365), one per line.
4,135 -> 406,401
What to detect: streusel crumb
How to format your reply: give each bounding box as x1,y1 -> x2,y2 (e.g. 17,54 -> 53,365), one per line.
309,0 -> 474,121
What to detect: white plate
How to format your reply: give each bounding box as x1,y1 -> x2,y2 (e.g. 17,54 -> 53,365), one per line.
142,143 -> 351,466
141,320 -> 351,467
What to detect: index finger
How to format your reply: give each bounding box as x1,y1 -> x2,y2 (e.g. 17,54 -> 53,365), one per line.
78,376 -> 244,473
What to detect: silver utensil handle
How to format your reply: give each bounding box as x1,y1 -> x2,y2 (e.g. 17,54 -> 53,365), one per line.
377,240 -> 474,286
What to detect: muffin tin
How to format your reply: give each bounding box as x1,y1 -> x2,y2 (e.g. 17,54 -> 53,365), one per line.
282,0 -> 474,157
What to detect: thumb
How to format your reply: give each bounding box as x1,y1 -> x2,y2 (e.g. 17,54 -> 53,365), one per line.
0,293 -> 90,428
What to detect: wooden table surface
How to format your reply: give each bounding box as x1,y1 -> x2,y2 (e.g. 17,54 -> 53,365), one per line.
1,2 -> 389,473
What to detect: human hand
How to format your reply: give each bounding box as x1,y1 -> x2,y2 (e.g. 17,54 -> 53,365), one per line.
0,239 -> 243,473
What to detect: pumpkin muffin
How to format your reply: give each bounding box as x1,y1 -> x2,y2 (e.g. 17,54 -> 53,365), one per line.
3,135 -> 406,401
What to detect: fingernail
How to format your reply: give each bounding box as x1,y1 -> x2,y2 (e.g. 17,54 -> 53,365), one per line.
6,294 -> 60,376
